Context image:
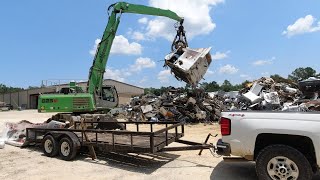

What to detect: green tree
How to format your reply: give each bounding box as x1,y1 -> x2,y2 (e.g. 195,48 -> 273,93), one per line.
220,80 -> 233,92
288,67 -> 317,82
200,81 -> 220,92
0,84 -> 24,94
144,87 -> 169,96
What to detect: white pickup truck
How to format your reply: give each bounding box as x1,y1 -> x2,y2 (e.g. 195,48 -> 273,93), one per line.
216,111 -> 320,180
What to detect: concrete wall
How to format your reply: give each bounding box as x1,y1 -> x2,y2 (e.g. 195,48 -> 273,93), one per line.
104,79 -> 144,95
0,94 -> 3,102
3,93 -> 10,106
11,92 -> 19,109
19,91 -> 28,108
118,94 -> 132,105
0,87 -> 56,109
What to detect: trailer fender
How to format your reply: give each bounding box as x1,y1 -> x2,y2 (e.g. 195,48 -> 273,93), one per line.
44,131 -> 81,149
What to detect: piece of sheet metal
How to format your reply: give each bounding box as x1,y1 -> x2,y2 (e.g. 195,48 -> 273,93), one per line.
164,47 -> 212,87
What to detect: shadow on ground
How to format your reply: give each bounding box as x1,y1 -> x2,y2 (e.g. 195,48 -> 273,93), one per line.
25,145 -> 180,174
78,152 -> 180,174
211,161 -> 320,180
211,161 -> 257,180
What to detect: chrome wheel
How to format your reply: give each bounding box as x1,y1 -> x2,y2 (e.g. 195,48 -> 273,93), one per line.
60,141 -> 71,157
267,156 -> 299,180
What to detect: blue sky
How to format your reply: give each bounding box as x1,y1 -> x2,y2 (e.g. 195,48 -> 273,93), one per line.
1,0 -> 320,88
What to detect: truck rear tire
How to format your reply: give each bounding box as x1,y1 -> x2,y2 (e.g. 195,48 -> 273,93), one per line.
58,137 -> 77,161
42,135 -> 58,157
256,144 -> 313,180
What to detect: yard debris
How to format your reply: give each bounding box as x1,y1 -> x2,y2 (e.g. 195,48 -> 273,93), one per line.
164,47 -> 212,87
229,77 -> 302,110
0,101 -> 13,111
221,76 -> 320,112
126,87 -> 223,123
0,120 -> 65,148
120,76 -> 320,123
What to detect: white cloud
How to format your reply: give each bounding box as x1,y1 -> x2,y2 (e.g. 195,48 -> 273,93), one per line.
207,70 -> 214,75
252,60 -> 272,66
252,57 -> 275,66
145,0 -> 224,40
219,64 -> 239,74
240,74 -> 252,80
131,31 -> 145,41
283,15 -> 320,37
240,74 -> 249,78
103,57 -> 156,82
90,35 -> 142,56
89,39 -> 102,56
138,17 -> 148,24
139,76 -> 148,84
130,57 -> 156,72
104,68 -> 126,82
212,51 -> 230,60
111,35 -> 142,55
158,69 -> 171,83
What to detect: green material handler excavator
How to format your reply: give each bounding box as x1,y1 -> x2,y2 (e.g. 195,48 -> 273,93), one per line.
37,2 -> 188,121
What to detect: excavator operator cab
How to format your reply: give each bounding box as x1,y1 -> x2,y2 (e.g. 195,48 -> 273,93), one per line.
95,85 -> 119,109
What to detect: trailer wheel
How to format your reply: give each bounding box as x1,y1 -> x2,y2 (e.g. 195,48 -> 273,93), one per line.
42,135 -> 58,157
58,137 -> 77,161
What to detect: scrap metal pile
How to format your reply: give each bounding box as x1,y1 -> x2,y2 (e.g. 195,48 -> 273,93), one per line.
126,87 -> 223,123
223,77 -> 320,112
116,77 -> 320,123
0,120 -> 65,149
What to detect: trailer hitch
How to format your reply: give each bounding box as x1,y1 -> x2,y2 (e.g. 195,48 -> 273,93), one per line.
160,133 -> 217,154
198,133 -> 217,156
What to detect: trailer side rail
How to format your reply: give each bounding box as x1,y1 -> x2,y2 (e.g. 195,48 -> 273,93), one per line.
26,121 -> 185,153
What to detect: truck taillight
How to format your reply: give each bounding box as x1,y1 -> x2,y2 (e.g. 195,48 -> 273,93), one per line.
220,117 -> 231,136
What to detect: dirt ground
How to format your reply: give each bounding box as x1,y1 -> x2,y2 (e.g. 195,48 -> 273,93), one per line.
0,110 -> 318,180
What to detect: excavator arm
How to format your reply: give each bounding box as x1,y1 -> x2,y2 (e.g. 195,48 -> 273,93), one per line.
87,2 -> 187,97
112,2 -> 183,22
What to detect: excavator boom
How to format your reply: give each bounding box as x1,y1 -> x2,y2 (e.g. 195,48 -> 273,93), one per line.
38,2 -> 187,113
87,2 -> 185,96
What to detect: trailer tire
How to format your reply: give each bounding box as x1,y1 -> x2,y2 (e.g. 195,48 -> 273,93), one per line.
58,137 -> 77,161
42,135 -> 58,157
256,144 -> 313,180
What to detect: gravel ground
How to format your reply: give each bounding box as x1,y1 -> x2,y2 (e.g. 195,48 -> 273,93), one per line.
0,110 -> 318,180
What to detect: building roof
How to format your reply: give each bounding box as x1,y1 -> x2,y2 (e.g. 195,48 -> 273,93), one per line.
103,79 -> 143,90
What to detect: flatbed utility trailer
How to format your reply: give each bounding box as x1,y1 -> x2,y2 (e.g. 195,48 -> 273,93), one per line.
25,121 -> 215,161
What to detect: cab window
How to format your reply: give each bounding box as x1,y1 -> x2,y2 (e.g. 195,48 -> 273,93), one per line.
102,87 -> 115,102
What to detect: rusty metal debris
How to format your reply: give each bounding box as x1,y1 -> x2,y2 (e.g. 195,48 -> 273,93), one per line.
126,87 -> 223,123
